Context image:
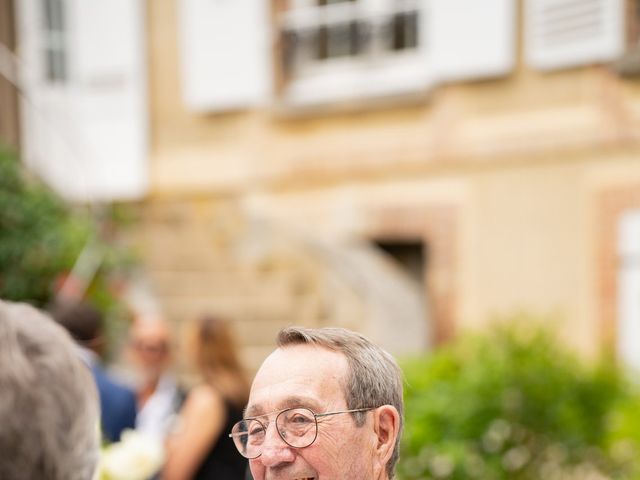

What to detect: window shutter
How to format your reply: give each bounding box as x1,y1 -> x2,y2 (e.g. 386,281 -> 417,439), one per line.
525,0 -> 624,71
178,0 -> 272,111
617,210 -> 640,370
69,0 -> 147,200
428,0 -> 516,82
16,0 -> 147,201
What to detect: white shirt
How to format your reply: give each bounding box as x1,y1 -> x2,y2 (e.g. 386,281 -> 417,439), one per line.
135,375 -> 182,440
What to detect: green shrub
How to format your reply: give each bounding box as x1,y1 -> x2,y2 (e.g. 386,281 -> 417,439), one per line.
399,318 -> 640,479
0,146 -> 133,354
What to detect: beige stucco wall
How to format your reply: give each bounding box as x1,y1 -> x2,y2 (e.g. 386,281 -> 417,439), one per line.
142,0 -> 640,360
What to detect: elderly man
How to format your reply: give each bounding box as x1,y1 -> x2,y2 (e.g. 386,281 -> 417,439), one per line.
0,300 -> 100,480
230,326 -> 403,480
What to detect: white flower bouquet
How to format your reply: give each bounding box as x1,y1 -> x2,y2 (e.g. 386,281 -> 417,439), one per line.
98,430 -> 164,480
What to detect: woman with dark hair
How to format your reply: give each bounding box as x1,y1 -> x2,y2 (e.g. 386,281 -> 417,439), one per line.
163,315 -> 249,480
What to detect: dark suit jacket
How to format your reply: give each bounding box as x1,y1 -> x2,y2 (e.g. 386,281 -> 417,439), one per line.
91,362 -> 137,443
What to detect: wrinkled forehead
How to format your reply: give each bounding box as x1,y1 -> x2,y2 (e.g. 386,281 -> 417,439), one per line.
247,344 -> 350,416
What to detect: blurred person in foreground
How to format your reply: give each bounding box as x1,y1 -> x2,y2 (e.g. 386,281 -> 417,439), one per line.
163,314 -> 250,480
231,326 -> 403,480
126,314 -> 186,441
50,300 -> 137,443
0,299 -> 100,480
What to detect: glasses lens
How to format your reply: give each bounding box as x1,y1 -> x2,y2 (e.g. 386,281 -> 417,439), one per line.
277,408 -> 317,448
231,419 -> 265,459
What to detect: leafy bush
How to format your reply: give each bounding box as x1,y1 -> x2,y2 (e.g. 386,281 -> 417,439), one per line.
399,318 -> 640,480
0,146 -> 133,352
0,147 -> 90,304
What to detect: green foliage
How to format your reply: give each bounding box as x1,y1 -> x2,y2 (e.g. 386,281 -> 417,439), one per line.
0,147 -> 95,304
0,147 -> 134,349
399,318 -> 640,480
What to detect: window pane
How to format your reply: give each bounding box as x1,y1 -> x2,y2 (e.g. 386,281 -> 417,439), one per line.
43,0 -> 65,31
390,11 -> 419,51
317,21 -> 360,59
317,0 -> 355,5
316,26 -> 328,59
328,22 -> 352,58
43,0 -> 54,29
282,29 -> 298,75
45,48 -> 66,82
45,48 -> 56,81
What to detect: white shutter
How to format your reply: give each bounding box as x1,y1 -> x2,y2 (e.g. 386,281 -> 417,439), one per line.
525,0 -> 624,71
68,0 -> 147,200
17,0 -> 147,201
428,0 -> 516,82
178,0 -> 272,111
617,210 -> 640,371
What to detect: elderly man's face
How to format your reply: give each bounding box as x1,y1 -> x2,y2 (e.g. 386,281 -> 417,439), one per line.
246,344 -> 381,480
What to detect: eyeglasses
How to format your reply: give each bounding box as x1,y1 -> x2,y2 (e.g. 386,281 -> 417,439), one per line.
229,407 -> 375,459
130,340 -> 168,356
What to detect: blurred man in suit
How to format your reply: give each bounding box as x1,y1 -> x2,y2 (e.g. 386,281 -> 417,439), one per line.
51,300 -> 137,443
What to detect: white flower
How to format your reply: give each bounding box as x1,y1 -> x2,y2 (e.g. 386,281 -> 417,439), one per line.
99,429 -> 164,480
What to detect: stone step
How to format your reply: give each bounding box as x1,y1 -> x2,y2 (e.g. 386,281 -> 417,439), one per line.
162,294 -> 295,325
161,293 -> 322,345
148,269 -> 306,298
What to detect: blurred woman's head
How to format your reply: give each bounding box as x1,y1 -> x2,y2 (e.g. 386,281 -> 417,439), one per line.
190,314 -> 249,406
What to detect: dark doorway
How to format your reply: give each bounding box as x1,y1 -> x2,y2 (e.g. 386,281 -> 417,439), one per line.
374,240 -> 426,287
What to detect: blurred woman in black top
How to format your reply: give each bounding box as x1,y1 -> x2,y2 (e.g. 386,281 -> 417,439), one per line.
163,315 -> 249,480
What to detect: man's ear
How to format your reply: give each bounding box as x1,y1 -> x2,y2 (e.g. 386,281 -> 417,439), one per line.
372,405 -> 400,469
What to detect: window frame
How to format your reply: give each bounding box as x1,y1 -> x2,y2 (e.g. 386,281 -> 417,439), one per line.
276,0 -> 428,106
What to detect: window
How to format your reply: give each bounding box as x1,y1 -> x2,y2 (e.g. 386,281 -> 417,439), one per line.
278,0 -> 514,105
280,0 -> 421,80
41,0 -> 67,82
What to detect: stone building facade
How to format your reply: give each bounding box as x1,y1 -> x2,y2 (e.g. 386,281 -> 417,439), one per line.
6,0 -> 640,369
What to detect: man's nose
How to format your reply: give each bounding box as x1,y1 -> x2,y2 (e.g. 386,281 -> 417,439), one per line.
257,423 -> 296,467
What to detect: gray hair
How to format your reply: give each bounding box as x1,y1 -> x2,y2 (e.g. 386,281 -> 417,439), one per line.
277,326 -> 404,478
0,300 -> 100,480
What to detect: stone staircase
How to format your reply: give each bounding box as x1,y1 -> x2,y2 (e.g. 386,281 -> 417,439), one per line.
130,198 -> 429,373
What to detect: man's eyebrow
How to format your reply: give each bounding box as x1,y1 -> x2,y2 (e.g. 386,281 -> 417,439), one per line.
244,396 -> 324,418
244,405 -> 262,418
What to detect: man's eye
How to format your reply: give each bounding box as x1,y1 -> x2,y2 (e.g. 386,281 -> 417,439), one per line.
290,414 -> 313,424
249,425 -> 265,436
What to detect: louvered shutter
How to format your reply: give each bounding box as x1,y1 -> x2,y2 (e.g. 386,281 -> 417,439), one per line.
525,0 -> 624,71
429,0 -> 516,82
178,0 -> 272,111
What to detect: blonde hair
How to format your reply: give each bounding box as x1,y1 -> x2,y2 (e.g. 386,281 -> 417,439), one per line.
193,315 -> 249,408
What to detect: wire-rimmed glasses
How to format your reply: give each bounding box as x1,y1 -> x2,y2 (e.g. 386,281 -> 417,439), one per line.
229,406 -> 375,459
